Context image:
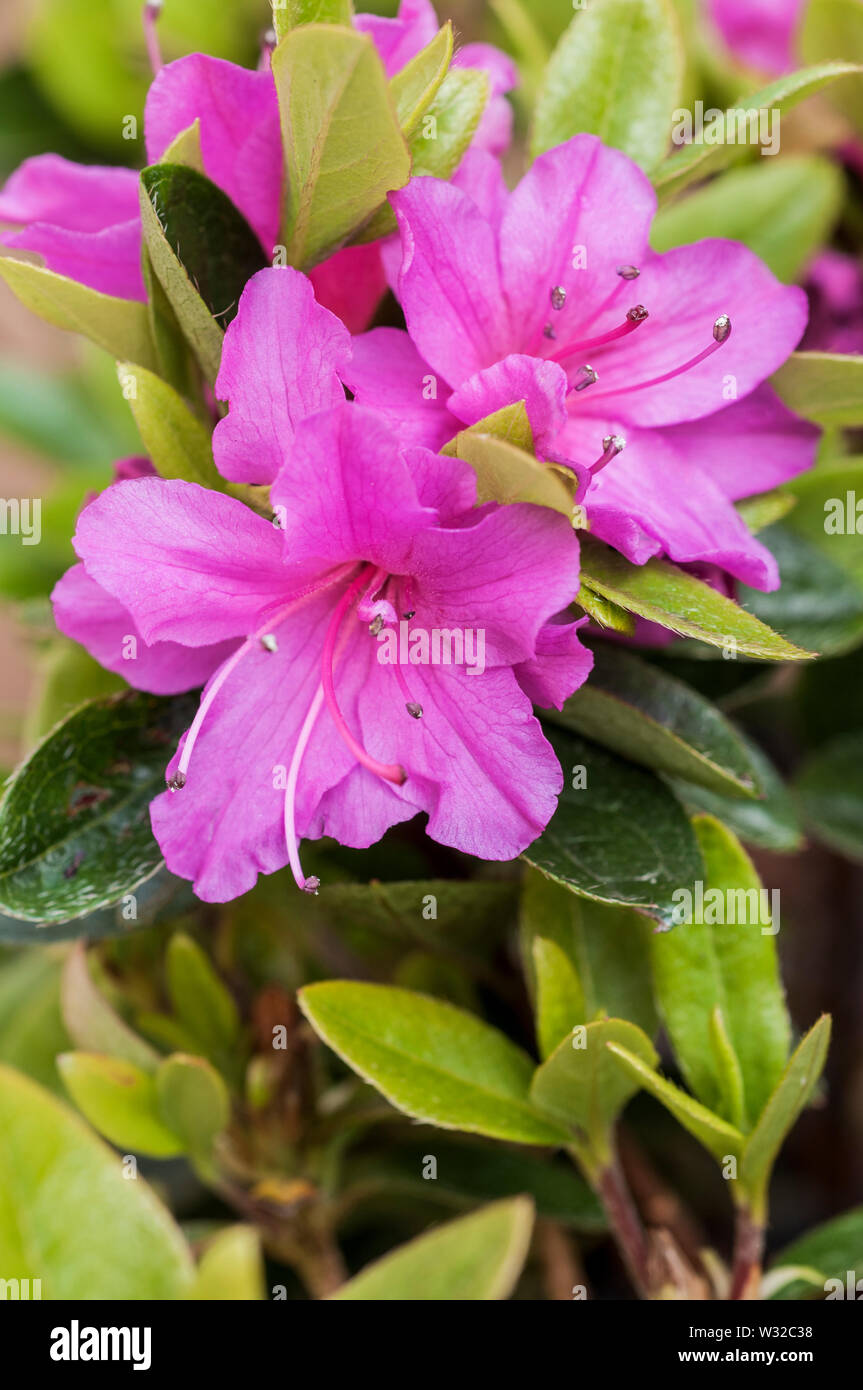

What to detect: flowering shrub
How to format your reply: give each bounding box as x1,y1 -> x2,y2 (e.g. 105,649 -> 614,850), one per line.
0,0 -> 862,1314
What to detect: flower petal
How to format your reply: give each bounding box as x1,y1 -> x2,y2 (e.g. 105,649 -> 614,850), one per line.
73,478 -> 290,646
213,266 -> 352,484
447,353 -> 570,454
145,54 -> 282,254
342,328 -> 456,449
515,615 -> 594,710
52,564 -> 236,695
308,242 -> 388,334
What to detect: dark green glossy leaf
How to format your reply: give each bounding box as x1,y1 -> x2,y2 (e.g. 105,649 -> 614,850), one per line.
0,691 -> 197,925
739,524 -> 863,658
770,1207 -> 863,1300
796,731 -> 863,861
548,641 -> 763,797
523,729 -> 703,928
670,735 -> 804,853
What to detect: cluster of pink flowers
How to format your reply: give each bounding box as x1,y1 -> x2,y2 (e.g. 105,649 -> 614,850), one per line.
0,1 -> 817,902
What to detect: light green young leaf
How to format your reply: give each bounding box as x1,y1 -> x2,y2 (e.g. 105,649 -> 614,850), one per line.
161,118 -> 204,172
650,815 -> 791,1128
653,62 -> 863,199
299,981 -> 568,1146
578,535 -> 814,660
0,258 -> 158,370
273,0 -> 354,40
0,949 -> 69,1093
519,868 -> 657,1037
605,1042 -> 745,1164
57,1052 -> 185,1157
769,1205 -> 863,1300
166,933 -> 240,1064
547,642 -> 763,798
448,431 -> 575,516
117,361 -> 223,489
0,1064 -> 194,1298
708,1006 -> 746,1133
575,583 -> 637,636
156,1054 -> 230,1157
389,23 -> 453,139
187,1225 -> 266,1300
331,1197 -> 535,1300
651,156 -> 843,283
533,0 -> 683,170
441,400 -> 534,456
274,25 -> 410,267
61,942 -> 160,1073
739,1015 -> 831,1220
530,1019 -> 657,1158
801,0 -> 863,134
532,937 -> 585,1060
772,351 -> 863,427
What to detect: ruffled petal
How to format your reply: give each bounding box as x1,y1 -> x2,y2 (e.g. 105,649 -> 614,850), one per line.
342,327 -> 456,449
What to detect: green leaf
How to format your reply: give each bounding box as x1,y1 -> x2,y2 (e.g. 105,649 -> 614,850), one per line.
0,362 -> 139,466
161,119 -> 205,172
0,258 -> 158,370
781,462 -> 863,586
0,1064 -> 194,1297
772,351 -> 863,427
533,937 -> 585,1060
530,1019 -> 658,1158
166,933 -> 240,1065
578,535 -> 814,660
796,731 -> 863,861
61,942 -> 160,1073
769,1207 -> 863,1300
273,25 -> 411,267
519,868 -> 657,1037
156,1054 -> 230,1157
140,163 -> 268,381
575,583 -> 637,636
347,1135 -> 606,1231
649,815 -> 790,1128
447,431 -> 575,516
532,0 -> 683,170
331,1197 -> 534,1300
736,489 -> 797,533
441,400 -> 534,455
299,982 -> 568,1146
653,62 -> 863,199
739,523 -> 863,658
389,23 -> 453,140
356,68 -> 489,242
274,0 -> 354,39
0,950 -> 69,1093
58,1052 -> 185,1157
739,1015 -> 831,1220
26,640 -> 125,748
523,728 -> 704,928
0,691 -> 197,925
651,155 -> 843,283
605,1042 -> 744,1164
187,1225 -> 266,1300
0,868 -> 195,947
547,642 -> 763,797
801,0 -> 863,134
118,360 -> 223,489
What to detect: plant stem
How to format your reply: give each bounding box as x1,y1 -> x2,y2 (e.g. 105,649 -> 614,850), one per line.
595,1154 -> 654,1298
729,1205 -> 765,1300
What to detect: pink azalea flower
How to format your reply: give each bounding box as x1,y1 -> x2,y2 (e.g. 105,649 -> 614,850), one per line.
0,3 -> 514,333
802,250 -> 863,355
706,0 -> 807,76
346,136 -> 817,591
53,340 -> 589,901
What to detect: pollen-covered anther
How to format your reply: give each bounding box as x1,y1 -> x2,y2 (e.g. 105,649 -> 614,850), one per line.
302,875 -> 320,895
260,634 -> 278,652
617,265 -> 640,280
626,304 -> 649,324
168,772 -> 186,791
713,313 -> 732,343
572,364 -> 599,392
550,286 -> 567,311
406,702 -> 423,720
369,613 -> 385,635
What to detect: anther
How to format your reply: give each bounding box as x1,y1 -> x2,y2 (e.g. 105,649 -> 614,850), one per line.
167,772 -> 186,791
627,304 -> 649,323
617,265 -> 640,280
543,323 -> 556,340
302,875 -> 320,895
550,308 -> 647,364
403,609 -> 416,621
369,613 -> 385,635
550,286 -> 567,311
713,313 -> 732,343
591,435 -> 626,475
590,315 -> 732,399
406,702 -> 423,720
572,364 -> 599,392
261,634 -> 278,653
